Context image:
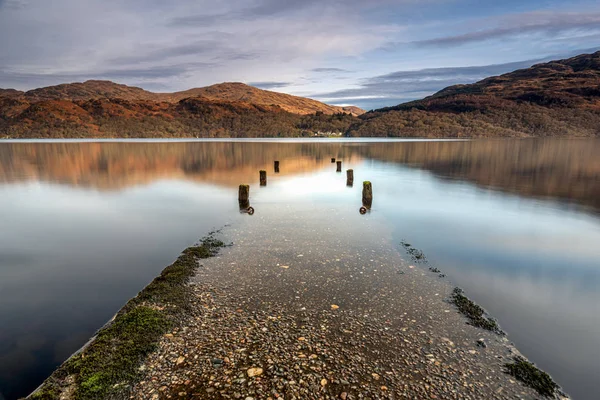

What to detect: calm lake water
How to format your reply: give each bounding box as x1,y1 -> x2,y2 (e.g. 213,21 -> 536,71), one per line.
0,139 -> 599,399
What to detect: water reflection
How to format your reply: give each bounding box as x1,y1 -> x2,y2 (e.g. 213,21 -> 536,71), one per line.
0,139 -> 599,399
0,140 -> 598,213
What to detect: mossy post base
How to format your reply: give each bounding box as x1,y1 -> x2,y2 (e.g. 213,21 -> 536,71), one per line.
331,158 -> 336,163
336,161 -> 342,172
274,161 -> 280,173
362,181 -> 373,208
346,169 -> 354,186
259,170 -> 267,186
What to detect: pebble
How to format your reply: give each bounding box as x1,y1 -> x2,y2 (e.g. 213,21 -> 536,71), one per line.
247,367 -> 263,377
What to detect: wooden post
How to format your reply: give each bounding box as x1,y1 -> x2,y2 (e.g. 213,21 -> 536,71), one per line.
346,169 -> 354,186
259,170 -> 267,186
331,158 -> 336,163
362,181 -> 373,208
274,161 -> 280,173
336,161 -> 342,172
238,185 -> 250,209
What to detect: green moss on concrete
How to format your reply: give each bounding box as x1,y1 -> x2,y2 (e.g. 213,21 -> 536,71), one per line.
451,288 -> 503,334
29,233 -> 226,400
505,357 -> 559,397
66,306 -> 170,399
30,385 -> 60,400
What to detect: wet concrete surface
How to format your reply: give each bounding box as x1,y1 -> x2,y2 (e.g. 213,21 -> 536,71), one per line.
133,207 -> 564,399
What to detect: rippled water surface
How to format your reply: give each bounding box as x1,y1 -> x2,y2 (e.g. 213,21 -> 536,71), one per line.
0,139 -> 599,399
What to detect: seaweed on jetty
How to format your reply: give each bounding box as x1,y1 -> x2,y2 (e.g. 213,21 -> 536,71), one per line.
400,241 -> 427,263
505,357 -> 559,397
451,288 -> 503,334
30,233 -> 226,400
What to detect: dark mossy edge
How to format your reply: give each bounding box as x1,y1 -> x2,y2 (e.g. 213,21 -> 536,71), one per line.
400,241 -> 427,263
398,241 -> 501,334
451,287 -> 504,334
505,356 -> 560,398
29,233 -> 226,400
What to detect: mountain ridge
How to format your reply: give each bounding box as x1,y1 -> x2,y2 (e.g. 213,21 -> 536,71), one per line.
1,80 -> 365,116
347,50 -> 600,137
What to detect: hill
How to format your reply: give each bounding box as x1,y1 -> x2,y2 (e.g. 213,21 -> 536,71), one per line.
4,80 -> 364,116
348,51 -> 600,137
0,96 -> 359,138
163,82 -> 365,116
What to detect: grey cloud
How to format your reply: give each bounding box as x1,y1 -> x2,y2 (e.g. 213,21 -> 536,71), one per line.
170,13 -> 225,26
0,62 -> 217,88
170,0 -> 389,26
311,68 -> 351,73
170,0 -> 322,26
0,0 -> 27,9
412,12 -> 600,47
247,81 -> 292,89
108,40 -> 260,66
109,41 -> 219,65
0,0 -> 382,91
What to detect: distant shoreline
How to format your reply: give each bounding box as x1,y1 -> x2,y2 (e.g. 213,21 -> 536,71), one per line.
1,137 -> 472,143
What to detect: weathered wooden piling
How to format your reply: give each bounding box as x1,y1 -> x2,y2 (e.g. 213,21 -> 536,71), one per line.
274,161 -> 280,173
336,161 -> 342,172
239,184 -> 250,209
362,181 -> 373,208
259,170 -> 267,186
331,158 -> 336,163
346,169 -> 354,186
238,185 -> 249,202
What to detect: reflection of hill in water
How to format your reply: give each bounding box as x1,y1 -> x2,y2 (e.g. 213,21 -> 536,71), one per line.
363,140 -> 600,213
0,140 -> 598,212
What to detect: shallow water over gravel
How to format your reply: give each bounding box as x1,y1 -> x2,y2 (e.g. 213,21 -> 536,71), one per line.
0,139 -> 599,399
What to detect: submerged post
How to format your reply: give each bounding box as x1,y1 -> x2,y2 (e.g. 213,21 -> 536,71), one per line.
336,161 -> 342,172
259,170 -> 267,186
346,169 -> 354,186
274,161 -> 280,173
239,184 -> 250,209
331,158 -> 336,163
362,181 -> 373,208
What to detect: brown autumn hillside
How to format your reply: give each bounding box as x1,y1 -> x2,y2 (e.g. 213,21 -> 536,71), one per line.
164,82 -> 364,115
348,51 -> 600,137
3,80 -> 364,116
0,95 -> 359,138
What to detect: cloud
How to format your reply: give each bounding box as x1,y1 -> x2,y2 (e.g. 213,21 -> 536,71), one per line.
170,0 -> 397,26
0,62 -> 218,89
311,68 -> 351,73
108,41 -> 221,65
0,0 -> 28,9
412,11 -> 600,47
247,81 -> 292,89
0,0 -> 388,91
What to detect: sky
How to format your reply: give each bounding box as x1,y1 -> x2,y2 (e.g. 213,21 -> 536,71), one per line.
0,0 -> 599,110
